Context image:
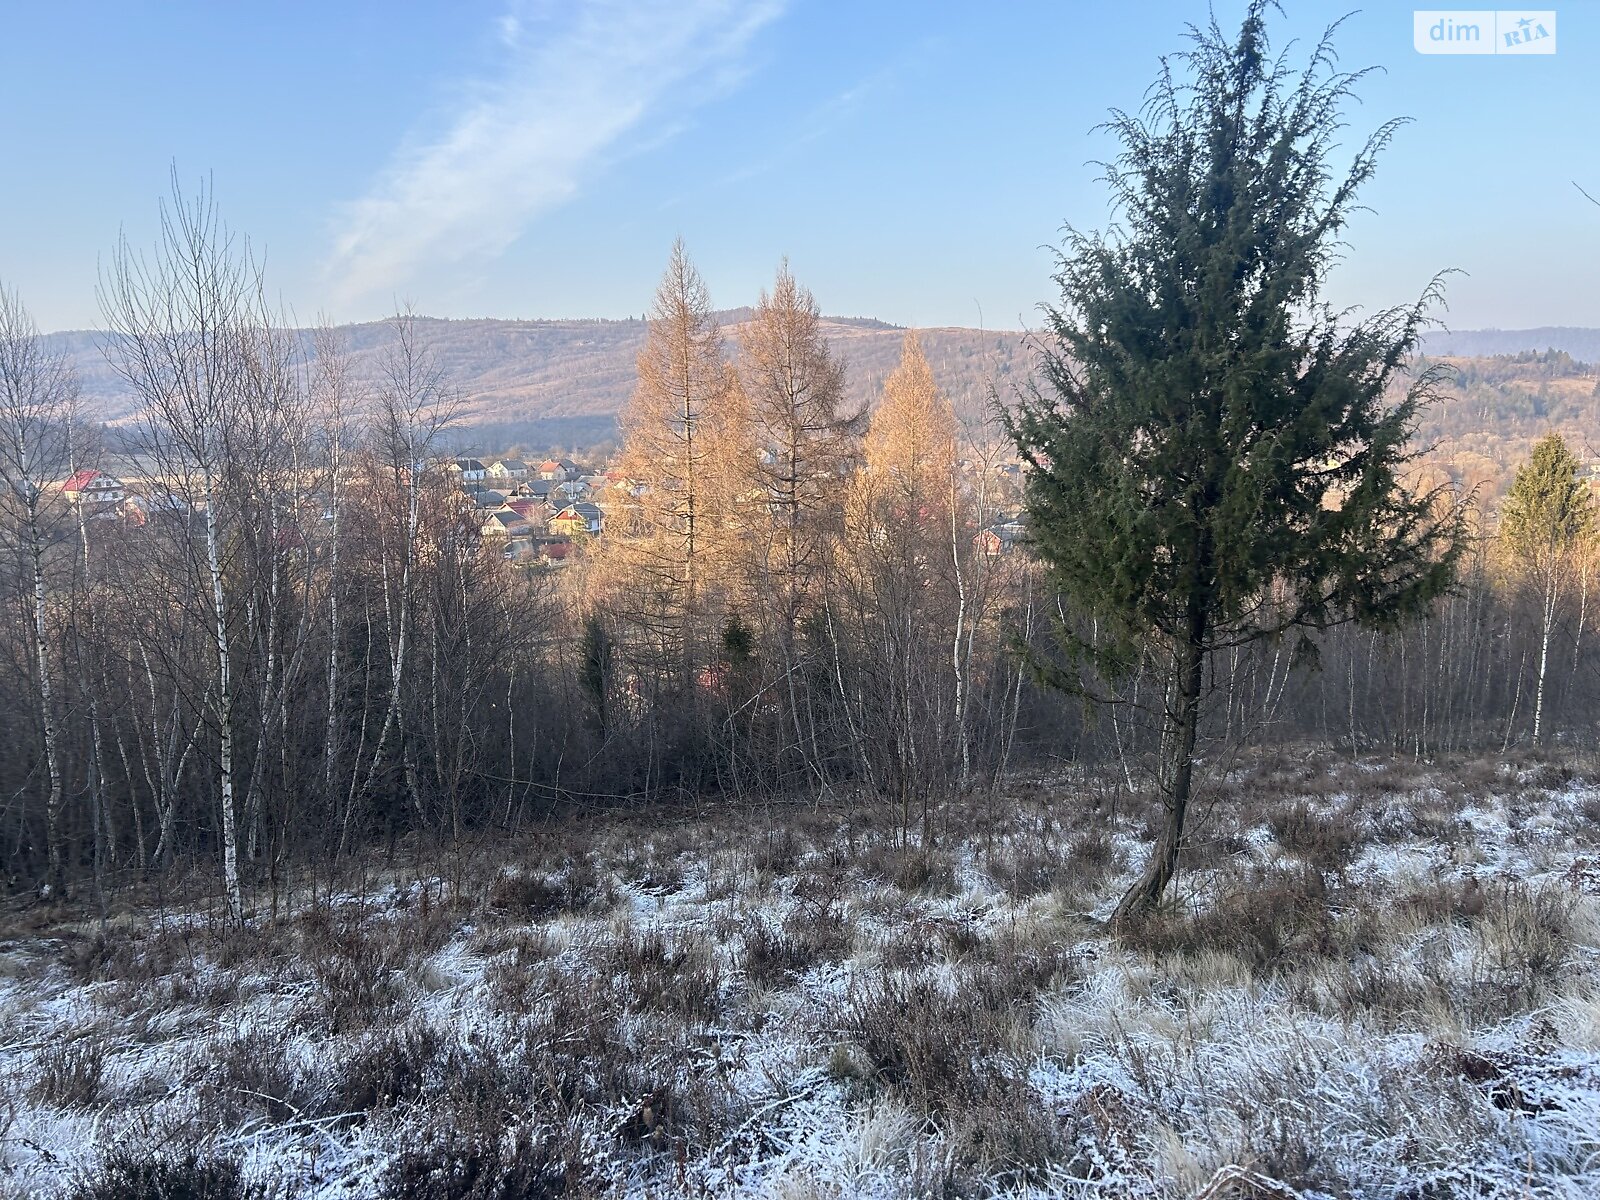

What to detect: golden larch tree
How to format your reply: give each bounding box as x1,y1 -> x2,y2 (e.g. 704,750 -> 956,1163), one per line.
859,330 -> 959,539
609,240 -> 747,687
738,261 -> 858,633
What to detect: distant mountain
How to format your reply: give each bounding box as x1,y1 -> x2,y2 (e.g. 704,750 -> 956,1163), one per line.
47,313 -> 1034,453
47,317 -> 1600,461
1422,327 -> 1600,362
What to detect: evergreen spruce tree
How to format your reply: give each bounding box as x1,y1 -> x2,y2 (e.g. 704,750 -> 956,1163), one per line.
1499,432 -> 1595,744
1009,2 -> 1465,917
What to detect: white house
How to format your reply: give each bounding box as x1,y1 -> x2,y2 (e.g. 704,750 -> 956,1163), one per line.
61,469 -> 126,506
488,459 -> 529,482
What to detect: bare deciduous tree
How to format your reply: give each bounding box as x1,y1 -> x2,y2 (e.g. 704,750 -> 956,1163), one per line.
0,281 -> 79,896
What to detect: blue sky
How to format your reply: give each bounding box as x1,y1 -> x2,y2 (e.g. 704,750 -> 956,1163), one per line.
1,1 -> 1596,333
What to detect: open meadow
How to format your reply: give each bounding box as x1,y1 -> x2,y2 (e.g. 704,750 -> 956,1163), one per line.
3,752 -> 1599,1200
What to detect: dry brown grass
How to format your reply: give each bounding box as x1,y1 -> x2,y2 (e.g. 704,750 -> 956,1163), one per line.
4,751 -> 1598,1198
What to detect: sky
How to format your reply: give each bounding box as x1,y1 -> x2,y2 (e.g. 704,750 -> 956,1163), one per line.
0,1 -> 1596,334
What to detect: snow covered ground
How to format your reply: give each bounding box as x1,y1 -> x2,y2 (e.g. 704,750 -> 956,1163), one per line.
2,752 -> 1598,1198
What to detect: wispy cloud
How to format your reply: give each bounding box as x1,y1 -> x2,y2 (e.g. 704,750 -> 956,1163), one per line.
675,37 -> 940,203
326,0 -> 784,309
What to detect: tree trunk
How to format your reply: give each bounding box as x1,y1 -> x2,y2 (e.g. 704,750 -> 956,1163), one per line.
30,513 -> 65,899
205,479 -> 244,923
949,476 -> 971,790
1113,622 -> 1205,920
1533,569 -> 1555,744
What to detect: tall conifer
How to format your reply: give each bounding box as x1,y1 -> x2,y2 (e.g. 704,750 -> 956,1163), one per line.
1009,2 -> 1465,916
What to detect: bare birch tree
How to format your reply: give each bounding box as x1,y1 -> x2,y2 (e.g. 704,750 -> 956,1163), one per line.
100,172 -> 271,921
0,282 -> 79,896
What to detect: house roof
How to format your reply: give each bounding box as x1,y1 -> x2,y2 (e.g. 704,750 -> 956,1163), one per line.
551,502 -> 603,526
62,469 -> 104,492
493,459 -> 527,472
454,458 -> 486,472
484,508 -> 531,529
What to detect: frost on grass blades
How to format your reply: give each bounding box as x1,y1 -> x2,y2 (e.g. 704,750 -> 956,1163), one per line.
1,753 -> 1598,1199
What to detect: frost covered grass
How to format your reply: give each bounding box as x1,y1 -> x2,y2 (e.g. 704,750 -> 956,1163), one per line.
2,751 -> 1599,1198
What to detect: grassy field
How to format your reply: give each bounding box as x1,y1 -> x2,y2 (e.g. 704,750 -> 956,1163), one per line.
2,752 -> 1598,1199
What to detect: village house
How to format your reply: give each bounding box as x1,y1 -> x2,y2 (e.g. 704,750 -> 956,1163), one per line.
60,469 -> 125,507
975,518 -> 1025,557
481,508 -> 536,561
537,458 -> 587,482
487,458 -> 529,483
548,501 -> 603,538
517,478 -> 558,501
503,496 -> 552,524
451,457 -> 488,483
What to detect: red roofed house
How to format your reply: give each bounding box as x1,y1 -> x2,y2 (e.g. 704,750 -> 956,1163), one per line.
504,497 -> 549,523
548,502 -> 602,538
61,469 -> 125,506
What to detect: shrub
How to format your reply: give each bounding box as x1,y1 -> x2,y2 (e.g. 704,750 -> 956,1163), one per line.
381,1119 -> 578,1200
841,974 -> 1014,1114
62,928 -> 188,988
880,847 -> 958,896
839,973 -> 1057,1178
743,921 -> 813,987
487,872 -> 566,920
69,1150 -> 249,1200
751,825 -> 803,875
32,1038 -> 107,1109
332,1022 -> 451,1116
606,927 -> 722,1023
1119,866 -> 1336,974
744,905 -> 851,984
300,922 -> 406,1033
880,913 -> 982,969
483,934 -> 559,1015
1267,799 -> 1366,873
986,842 -> 1071,899
1476,881 -> 1576,1012
1399,878 -> 1490,926
199,1029 -> 317,1125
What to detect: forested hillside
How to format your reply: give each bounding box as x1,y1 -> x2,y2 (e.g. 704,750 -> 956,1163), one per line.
1422,326 -> 1600,360
1415,349 -> 1600,503
46,314 -> 1032,451
48,318 -> 1600,482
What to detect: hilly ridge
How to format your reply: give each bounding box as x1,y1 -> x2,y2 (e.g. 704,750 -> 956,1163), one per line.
50,312 -> 1034,452
42,317 -> 1600,457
